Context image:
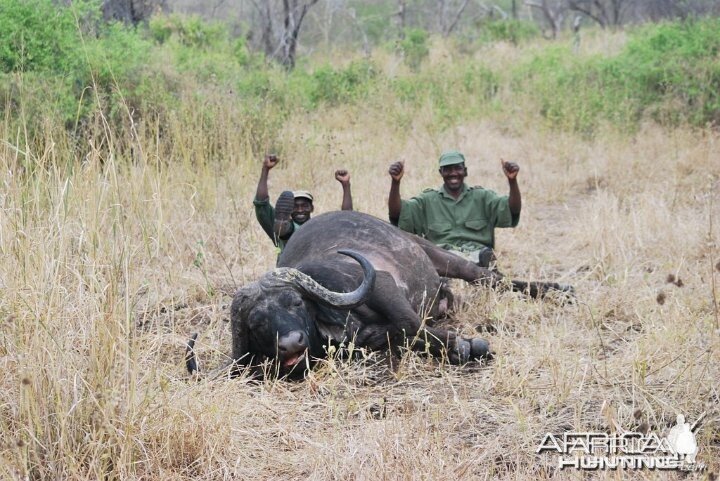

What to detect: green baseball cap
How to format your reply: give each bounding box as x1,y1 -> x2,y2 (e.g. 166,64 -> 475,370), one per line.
438,150 -> 466,167
293,190 -> 314,202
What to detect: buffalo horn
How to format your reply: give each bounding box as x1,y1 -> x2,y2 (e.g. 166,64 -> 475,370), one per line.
270,249 -> 376,309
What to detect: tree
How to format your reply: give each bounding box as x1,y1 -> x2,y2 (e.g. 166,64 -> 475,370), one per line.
438,0 -> 472,36
250,0 -> 320,70
567,0 -> 631,28
525,0 -> 567,38
102,0 -> 167,25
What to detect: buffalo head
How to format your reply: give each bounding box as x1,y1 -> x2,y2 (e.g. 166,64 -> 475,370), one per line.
223,249 -> 375,376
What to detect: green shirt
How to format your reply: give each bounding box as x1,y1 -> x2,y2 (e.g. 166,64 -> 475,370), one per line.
253,197 -> 301,251
398,184 -> 519,251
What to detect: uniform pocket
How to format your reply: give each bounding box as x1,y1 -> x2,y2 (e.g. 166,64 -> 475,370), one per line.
428,222 -> 452,237
464,219 -> 488,231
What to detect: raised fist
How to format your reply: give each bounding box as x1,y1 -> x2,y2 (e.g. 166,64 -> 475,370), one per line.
263,154 -> 280,170
501,159 -> 519,180
388,161 -> 405,182
335,169 -> 350,184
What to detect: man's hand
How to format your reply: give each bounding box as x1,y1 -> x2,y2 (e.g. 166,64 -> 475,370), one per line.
501,159 -> 519,180
263,154 -> 280,170
335,169 -> 350,185
388,161 -> 405,182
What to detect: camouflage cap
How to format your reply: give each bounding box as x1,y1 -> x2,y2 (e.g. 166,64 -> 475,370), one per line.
293,190 -> 314,202
438,150 -> 466,167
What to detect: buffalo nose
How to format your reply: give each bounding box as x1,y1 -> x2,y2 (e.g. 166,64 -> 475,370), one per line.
278,331 -> 307,355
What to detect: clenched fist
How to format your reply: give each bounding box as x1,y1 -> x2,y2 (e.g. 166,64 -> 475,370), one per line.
335,169 -> 350,184
500,159 -> 519,180
388,161 -> 405,182
263,154 -> 280,170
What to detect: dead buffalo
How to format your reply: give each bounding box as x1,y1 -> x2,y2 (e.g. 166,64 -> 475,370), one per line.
186,211 -> 571,377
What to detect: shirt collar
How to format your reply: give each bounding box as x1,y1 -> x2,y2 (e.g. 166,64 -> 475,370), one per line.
439,183 -> 469,202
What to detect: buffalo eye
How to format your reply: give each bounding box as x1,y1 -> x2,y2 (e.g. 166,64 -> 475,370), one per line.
278,291 -> 303,308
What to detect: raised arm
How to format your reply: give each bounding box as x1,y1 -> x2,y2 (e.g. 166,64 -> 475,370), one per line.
255,154 -> 279,201
335,169 -> 353,211
501,159 -> 521,215
388,161 -> 405,225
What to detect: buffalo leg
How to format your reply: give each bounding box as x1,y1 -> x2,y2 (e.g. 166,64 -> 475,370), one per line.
409,234 -> 573,299
356,273 -> 490,363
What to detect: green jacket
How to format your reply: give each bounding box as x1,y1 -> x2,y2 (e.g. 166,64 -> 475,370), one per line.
253,197 -> 301,251
398,184 -> 519,251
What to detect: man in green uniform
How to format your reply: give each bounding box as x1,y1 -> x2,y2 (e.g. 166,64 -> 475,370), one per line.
254,154 -> 353,251
387,150 -> 521,268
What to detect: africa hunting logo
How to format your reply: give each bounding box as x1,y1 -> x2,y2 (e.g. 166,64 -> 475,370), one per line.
536,413 -> 706,471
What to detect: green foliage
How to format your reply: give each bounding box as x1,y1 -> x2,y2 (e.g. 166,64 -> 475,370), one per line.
478,19 -> 540,45
0,0 -> 154,139
233,37 -> 252,67
610,19 -> 720,126
350,2 -> 395,45
148,14 -> 226,49
3,3 -> 720,165
308,60 -> 378,106
85,23 -> 152,87
462,64 -> 500,100
514,18 -> 720,134
399,28 -> 430,71
0,0 -> 97,74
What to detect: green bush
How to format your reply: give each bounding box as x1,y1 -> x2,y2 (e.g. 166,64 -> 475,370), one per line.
399,28 -> 429,71
479,19 -> 540,45
233,37 -> 253,67
309,60 -> 377,106
608,19 -> 720,126
0,0 -> 97,74
391,76 -> 425,104
514,18 -> 720,133
0,0 -> 157,141
351,2 -> 396,45
148,14 -> 226,49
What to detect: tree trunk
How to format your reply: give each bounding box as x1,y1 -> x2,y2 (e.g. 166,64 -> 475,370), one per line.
102,0 -> 167,25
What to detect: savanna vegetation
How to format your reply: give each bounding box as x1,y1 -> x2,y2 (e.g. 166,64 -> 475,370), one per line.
0,0 -> 718,479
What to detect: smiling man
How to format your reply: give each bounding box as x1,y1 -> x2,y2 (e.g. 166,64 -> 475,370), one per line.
387,150 -> 521,268
254,154 -> 353,253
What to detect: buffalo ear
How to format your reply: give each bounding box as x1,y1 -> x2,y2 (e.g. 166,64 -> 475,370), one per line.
230,284 -> 260,365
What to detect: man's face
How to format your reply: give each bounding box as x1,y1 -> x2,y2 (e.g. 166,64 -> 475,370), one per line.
439,163 -> 467,193
291,199 -> 314,224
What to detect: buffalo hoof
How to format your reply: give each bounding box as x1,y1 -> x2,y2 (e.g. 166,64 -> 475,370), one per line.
273,191 -> 295,239
454,337 -> 492,364
470,338 -> 492,359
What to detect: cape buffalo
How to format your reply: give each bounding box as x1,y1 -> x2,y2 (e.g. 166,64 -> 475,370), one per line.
186,211 -> 571,378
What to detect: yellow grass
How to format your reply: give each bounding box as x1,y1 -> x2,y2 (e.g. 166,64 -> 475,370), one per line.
1,41 -> 719,479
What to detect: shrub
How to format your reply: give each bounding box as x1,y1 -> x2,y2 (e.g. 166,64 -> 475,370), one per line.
148,14 -> 226,49
479,19 -> 540,45
309,60 -> 377,106
513,18 -> 720,133
0,0 -> 97,74
399,28 -> 429,71
351,1 -> 396,45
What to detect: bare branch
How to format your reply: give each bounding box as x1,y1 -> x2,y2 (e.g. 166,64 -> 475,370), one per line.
444,0 -> 472,36
568,0 -> 607,27
493,4 -> 509,19
525,0 -> 566,39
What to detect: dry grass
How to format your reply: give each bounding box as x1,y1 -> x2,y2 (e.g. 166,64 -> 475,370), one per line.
1,41 -> 719,480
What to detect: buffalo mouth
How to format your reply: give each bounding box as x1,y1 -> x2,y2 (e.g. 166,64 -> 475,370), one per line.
282,351 -> 307,368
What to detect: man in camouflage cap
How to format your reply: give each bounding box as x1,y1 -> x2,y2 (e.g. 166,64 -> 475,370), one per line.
254,154 -> 353,252
387,150 -> 521,268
